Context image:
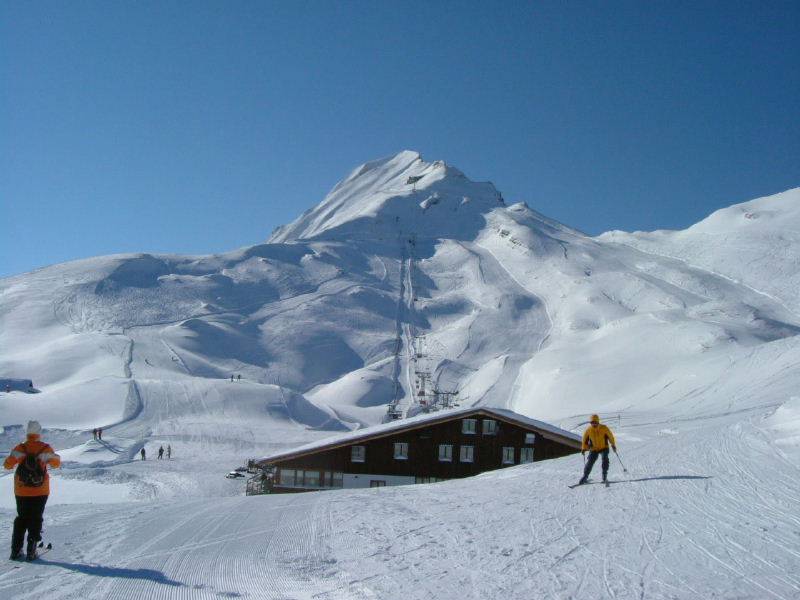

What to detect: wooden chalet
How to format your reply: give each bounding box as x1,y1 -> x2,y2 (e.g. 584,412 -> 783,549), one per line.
254,407 -> 581,493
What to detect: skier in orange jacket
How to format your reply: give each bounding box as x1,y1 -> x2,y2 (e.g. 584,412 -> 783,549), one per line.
579,414 -> 617,485
3,421 -> 61,560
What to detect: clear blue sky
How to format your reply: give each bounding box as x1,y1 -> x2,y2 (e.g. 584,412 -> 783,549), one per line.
2,2 -> 798,277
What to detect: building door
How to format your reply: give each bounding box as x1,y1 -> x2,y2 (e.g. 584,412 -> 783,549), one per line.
370,480 -> 386,488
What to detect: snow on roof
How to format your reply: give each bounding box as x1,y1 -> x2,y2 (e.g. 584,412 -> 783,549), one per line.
257,406 -> 581,464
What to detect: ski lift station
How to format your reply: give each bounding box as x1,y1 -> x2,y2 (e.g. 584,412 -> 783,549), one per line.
251,407 -> 581,494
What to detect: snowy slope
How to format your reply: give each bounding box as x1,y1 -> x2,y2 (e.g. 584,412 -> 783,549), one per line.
1,349 -> 799,599
1,152 -> 799,598
599,187 -> 800,314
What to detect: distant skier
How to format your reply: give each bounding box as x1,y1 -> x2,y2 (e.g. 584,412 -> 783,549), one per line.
97,428 -> 102,441
578,414 -> 617,485
4,421 -> 61,560
158,446 -> 164,460
140,447 -> 146,461
230,374 -> 234,383
92,428 -> 97,440
166,444 -> 172,460
237,374 -> 241,382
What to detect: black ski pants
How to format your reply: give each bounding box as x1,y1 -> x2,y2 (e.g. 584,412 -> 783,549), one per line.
582,448 -> 610,480
12,495 -> 48,552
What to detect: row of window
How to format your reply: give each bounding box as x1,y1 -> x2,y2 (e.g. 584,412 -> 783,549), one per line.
462,418 -> 498,435
352,443 -> 535,465
366,478 -> 448,487
279,469 -> 343,489
277,471 -> 450,489
415,476 -> 447,484
441,444 -> 534,464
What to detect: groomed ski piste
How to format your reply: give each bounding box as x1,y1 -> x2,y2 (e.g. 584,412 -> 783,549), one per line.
1,152 -> 799,599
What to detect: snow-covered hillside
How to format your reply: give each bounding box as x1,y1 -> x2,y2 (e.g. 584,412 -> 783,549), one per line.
599,187 -> 800,314
1,152 -> 799,598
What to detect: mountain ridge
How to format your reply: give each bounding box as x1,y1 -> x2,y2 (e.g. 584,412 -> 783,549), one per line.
1,154 -> 798,459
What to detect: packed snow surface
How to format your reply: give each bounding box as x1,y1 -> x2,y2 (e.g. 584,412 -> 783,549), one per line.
1,151 -> 799,598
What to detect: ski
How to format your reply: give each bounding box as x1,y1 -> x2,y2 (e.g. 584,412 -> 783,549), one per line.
10,542 -> 54,564
568,479 -> 591,489
30,542 -> 53,560
569,480 -> 616,489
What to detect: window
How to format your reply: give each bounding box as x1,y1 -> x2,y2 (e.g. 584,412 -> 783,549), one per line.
279,469 -> 295,486
525,432 -> 536,444
280,469 -> 333,488
460,445 -> 474,463
462,419 -> 477,434
415,476 -> 447,484
351,446 -> 366,463
304,470 -> 320,487
482,419 -> 498,435
520,447 -> 534,463
394,442 -> 409,460
502,447 -> 515,464
438,444 -> 453,462
370,480 -> 386,488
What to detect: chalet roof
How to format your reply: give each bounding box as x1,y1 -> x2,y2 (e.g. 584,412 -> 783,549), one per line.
257,406 -> 581,465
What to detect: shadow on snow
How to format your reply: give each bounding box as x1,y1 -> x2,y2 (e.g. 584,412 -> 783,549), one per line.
96,439 -> 126,454
609,475 -> 712,484
37,560 -> 184,587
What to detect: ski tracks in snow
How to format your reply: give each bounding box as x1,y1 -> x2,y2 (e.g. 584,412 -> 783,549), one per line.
463,240 -> 553,407
3,412 -> 800,600
2,493 -> 369,600
609,240 -> 800,325
319,411 -> 800,599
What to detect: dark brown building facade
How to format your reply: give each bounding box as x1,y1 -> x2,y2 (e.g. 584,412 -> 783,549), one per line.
257,408 -> 581,493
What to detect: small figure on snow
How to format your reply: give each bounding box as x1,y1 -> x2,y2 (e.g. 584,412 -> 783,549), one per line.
92,428 -> 97,440
4,421 -> 61,561
158,446 -> 164,460
230,374 -> 234,383
237,374 -> 241,382
97,428 -> 103,441
166,444 -> 172,460
578,414 -> 617,485
140,447 -> 146,461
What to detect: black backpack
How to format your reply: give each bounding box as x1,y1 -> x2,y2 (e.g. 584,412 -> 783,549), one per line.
16,444 -> 45,488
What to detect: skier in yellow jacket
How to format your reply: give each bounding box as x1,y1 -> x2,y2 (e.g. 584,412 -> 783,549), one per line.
3,421 -> 61,560
579,414 -> 617,485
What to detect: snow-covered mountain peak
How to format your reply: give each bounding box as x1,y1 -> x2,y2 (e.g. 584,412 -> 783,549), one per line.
269,150 -> 504,243
339,150 -> 423,185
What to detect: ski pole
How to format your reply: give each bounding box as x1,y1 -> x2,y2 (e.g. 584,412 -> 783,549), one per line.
613,448 -> 628,473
